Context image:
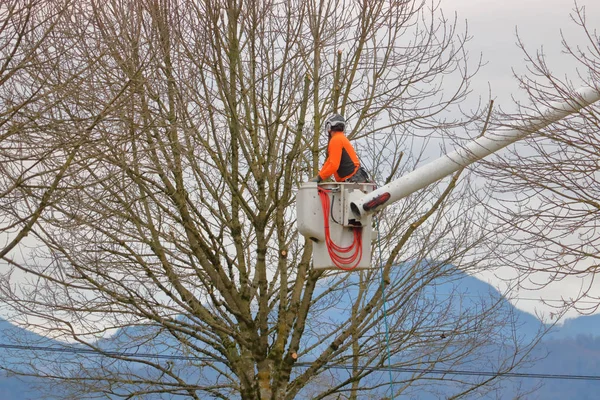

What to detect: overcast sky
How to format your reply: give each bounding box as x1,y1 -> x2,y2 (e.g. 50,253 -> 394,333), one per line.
440,0 -> 600,321
444,0 -> 600,106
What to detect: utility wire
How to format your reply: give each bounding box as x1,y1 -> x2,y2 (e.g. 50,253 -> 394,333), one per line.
0,343 -> 215,362
435,293 -> 600,305
2,343 -> 600,382
293,363 -> 600,381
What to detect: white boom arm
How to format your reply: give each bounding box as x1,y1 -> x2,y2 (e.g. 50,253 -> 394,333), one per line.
350,86 -> 600,218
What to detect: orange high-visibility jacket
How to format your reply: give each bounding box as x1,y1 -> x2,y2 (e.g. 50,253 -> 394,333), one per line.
318,131 -> 360,182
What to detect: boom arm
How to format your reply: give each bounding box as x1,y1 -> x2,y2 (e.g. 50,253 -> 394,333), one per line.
351,86 -> 600,218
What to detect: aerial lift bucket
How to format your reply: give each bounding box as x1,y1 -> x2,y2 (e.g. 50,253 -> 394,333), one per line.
297,181 -> 376,270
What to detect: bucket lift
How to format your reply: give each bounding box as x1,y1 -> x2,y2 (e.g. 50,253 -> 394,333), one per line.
297,86 -> 600,270
297,182 -> 376,270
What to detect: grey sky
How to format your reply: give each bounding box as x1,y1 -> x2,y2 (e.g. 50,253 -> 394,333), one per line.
443,0 -> 600,320
445,0 -> 599,107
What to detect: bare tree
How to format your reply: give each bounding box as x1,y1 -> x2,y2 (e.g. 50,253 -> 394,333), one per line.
0,0 -> 132,260
0,0 -> 72,257
0,0 -> 545,399
478,3 -> 600,315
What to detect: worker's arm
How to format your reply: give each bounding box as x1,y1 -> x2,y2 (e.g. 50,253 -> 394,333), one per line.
318,136 -> 342,180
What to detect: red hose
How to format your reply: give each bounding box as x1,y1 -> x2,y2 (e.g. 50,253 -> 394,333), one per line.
318,187 -> 363,271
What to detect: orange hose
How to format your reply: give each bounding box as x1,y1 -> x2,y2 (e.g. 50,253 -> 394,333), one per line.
318,187 -> 363,270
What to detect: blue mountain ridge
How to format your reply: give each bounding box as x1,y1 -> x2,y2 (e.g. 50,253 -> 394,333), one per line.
1,273 -> 599,399
0,319 -> 63,399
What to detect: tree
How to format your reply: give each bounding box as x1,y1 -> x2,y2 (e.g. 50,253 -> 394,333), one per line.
478,3 -> 600,316
0,0 -> 71,257
0,0 -> 544,399
0,0 -> 131,260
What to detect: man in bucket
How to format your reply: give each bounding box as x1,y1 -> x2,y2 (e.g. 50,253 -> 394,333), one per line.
310,113 -> 370,183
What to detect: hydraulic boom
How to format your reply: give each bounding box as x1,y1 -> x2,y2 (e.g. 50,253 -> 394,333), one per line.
350,86 -> 600,218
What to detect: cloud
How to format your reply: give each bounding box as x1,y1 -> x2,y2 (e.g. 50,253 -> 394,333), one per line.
444,0 -> 600,107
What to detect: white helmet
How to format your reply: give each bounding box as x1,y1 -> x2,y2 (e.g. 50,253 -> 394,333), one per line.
324,113 -> 346,132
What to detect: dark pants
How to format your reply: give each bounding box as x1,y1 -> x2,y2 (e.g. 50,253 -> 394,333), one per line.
346,167 -> 371,183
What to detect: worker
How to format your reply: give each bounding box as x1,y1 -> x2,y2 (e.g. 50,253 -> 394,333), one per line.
310,113 -> 370,183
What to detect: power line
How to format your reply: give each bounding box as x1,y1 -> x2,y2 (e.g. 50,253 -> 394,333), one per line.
429,292 -> 600,306
0,343 -> 218,362
292,363 -> 600,381
1,343 -> 599,382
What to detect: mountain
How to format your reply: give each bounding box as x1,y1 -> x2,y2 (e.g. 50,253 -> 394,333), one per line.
0,375 -> 38,400
426,271 -> 546,341
547,313 -> 600,339
526,336 -> 600,400
1,274 -> 599,399
0,320 -> 54,399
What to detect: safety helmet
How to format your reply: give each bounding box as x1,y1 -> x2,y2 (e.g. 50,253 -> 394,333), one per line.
324,113 -> 346,133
